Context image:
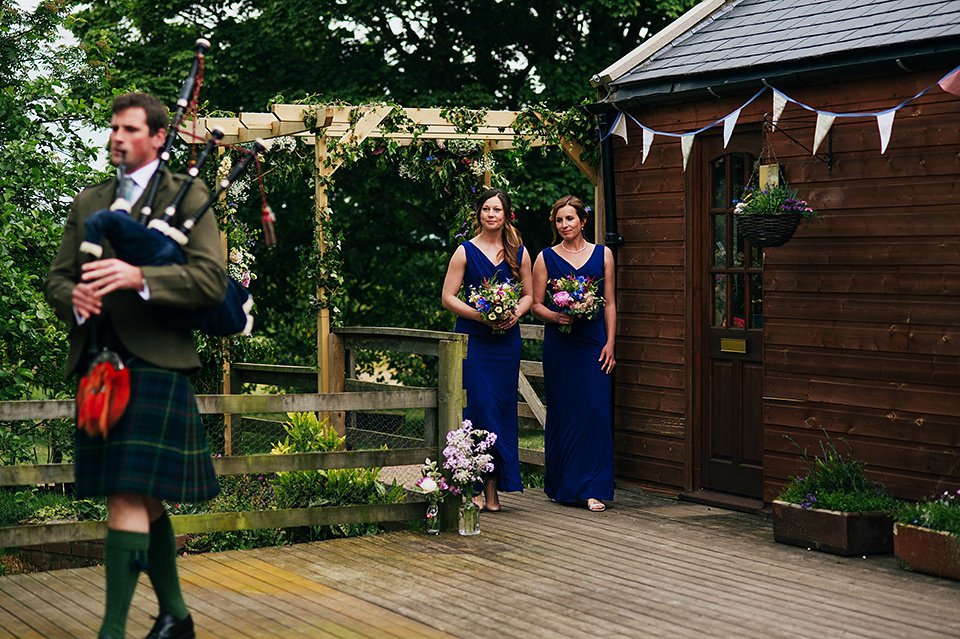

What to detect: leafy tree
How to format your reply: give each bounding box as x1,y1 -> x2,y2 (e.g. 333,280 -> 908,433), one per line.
62,0 -> 698,377
0,0 -> 110,401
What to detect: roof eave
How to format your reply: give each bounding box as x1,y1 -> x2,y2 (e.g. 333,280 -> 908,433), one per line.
602,39 -> 960,109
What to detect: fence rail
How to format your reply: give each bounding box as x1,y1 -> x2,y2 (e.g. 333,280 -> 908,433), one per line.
0,327 -> 468,547
0,324 -> 547,549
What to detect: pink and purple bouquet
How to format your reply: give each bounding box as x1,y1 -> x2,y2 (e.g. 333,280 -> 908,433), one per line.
442,419 -> 496,500
468,277 -> 521,333
548,274 -> 605,333
416,458 -> 452,505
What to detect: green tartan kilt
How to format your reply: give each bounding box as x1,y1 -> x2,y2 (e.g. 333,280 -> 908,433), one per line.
74,365 -> 220,503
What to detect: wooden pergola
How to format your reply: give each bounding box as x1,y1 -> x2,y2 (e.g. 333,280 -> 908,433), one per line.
182,104 -> 598,421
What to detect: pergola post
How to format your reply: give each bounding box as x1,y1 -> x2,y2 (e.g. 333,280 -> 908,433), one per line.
314,136 -> 332,397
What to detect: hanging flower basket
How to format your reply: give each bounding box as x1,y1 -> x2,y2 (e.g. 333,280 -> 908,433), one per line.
735,211 -> 801,248
733,183 -> 819,248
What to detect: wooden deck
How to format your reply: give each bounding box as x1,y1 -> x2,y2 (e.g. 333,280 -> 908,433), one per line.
2,488 -> 959,639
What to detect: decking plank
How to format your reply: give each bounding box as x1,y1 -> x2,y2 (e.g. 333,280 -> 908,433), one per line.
221,551 -> 454,639
501,492 -> 958,636
1,489 -> 959,639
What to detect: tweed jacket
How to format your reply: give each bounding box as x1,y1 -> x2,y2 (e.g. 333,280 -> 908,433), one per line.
44,168 -> 227,376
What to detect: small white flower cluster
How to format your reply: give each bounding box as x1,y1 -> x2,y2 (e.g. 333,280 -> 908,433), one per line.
442,419 -> 496,493
469,154 -> 496,177
228,246 -> 257,288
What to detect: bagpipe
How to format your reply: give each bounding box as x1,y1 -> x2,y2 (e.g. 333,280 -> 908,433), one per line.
76,38 -> 277,437
79,37 -> 277,339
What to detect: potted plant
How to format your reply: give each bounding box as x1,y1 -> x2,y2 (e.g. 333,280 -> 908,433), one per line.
893,489 -> 960,580
734,182 -> 819,247
773,433 -> 901,556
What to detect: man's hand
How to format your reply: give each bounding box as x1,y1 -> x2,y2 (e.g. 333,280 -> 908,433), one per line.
75,259 -> 144,318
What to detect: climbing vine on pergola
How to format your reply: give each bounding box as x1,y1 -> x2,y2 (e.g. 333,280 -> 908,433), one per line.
183,101 -> 599,393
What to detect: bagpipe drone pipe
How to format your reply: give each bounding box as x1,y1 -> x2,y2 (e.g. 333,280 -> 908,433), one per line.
79,38 -> 277,338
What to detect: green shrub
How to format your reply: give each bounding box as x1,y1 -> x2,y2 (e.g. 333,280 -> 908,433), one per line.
894,489 -> 960,536
0,488 -> 105,527
778,432 -> 900,513
270,412 -> 404,541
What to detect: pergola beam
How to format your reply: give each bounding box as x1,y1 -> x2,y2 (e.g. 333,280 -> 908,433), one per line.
178,103 -> 597,402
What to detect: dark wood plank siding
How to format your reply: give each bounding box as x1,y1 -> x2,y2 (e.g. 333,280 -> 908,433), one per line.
612,112 -> 690,492
612,68 -> 960,500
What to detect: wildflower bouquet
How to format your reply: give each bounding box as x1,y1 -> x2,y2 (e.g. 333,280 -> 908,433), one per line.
733,184 -> 819,221
777,433 -> 900,513
894,489 -> 960,536
548,274 -> 605,333
442,419 -> 496,501
416,458 -> 452,505
468,277 -> 521,333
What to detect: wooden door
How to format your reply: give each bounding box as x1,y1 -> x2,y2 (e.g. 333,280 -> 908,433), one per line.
700,142 -> 764,498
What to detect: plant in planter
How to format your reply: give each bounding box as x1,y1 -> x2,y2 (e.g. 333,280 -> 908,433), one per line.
892,489 -> 960,580
734,182 -> 820,247
774,433 -> 901,556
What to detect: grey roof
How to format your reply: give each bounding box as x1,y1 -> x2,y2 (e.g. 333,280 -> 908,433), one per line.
611,0 -> 960,92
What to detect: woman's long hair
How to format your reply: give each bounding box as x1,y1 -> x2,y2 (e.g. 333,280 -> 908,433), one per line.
549,194 -> 588,243
473,188 -> 523,280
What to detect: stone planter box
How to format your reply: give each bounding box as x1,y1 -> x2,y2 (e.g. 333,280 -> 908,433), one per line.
772,500 -> 894,556
894,523 -> 960,581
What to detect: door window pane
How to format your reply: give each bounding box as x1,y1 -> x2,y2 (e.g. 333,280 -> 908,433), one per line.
733,215 -> 745,267
731,153 -> 746,201
750,274 -> 763,328
713,215 -> 727,267
731,273 -> 745,329
711,157 -> 727,209
713,274 -> 726,327
750,243 -> 763,268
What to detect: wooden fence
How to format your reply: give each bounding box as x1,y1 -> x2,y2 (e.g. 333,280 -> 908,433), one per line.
0,327 -> 468,547
0,325 -> 547,548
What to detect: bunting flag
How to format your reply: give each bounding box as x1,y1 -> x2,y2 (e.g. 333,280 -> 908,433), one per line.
876,110 -> 896,154
812,113 -> 835,155
939,67 -> 960,96
611,113 -> 628,144
681,134 -> 695,171
723,108 -> 741,148
604,67 -> 958,165
772,91 -> 787,128
642,127 -> 654,164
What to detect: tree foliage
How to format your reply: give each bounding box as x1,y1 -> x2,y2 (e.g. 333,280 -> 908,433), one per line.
16,0 -> 699,386
0,0 -> 110,400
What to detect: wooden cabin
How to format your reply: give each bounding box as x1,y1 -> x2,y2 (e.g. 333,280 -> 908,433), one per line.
592,0 -> 960,508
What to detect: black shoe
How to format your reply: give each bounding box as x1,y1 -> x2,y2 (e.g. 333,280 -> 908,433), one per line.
144,613 -> 195,639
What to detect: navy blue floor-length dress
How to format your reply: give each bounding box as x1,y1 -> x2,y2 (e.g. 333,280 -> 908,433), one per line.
541,245 -> 614,502
455,241 -> 523,493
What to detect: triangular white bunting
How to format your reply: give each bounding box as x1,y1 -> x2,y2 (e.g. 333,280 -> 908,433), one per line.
611,113 -> 628,145
772,92 -> 787,128
642,127 -> 654,164
876,110 -> 895,154
812,113 -> 836,155
723,108 -> 741,148
681,134 -> 695,171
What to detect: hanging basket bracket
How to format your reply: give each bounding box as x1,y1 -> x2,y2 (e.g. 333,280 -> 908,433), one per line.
763,113 -> 832,173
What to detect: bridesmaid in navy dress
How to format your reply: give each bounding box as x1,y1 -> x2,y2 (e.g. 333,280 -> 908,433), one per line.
442,188 -> 532,510
532,195 -> 616,512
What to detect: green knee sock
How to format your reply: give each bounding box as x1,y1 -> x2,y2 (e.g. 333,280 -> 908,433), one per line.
99,528 -> 150,639
146,513 -> 189,621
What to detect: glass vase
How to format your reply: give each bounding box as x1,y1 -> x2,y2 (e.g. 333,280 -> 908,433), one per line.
458,497 -> 481,536
425,502 -> 440,535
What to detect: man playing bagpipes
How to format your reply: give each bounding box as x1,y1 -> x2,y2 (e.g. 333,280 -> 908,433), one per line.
43,91 -> 221,639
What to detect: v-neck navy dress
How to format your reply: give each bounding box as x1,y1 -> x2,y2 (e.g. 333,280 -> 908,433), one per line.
541,245 -> 614,503
455,241 -> 523,493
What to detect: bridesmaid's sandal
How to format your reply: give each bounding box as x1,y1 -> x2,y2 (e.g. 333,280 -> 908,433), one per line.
483,501 -> 501,512
471,495 -> 486,510
587,499 -> 606,512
